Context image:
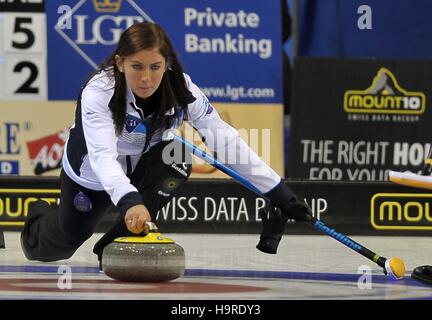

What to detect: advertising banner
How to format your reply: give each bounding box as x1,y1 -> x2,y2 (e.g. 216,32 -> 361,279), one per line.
1,177 -> 431,236
184,103 -> 284,178
46,0 -> 282,103
0,101 -> 76,176
288,57 -> 432,182
0,101 -> 284,177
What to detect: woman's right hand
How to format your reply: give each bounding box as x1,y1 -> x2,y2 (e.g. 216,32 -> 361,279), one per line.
124,204 -> 152,234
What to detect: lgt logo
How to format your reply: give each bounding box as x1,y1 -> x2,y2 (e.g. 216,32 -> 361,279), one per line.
55,0 -> 154,68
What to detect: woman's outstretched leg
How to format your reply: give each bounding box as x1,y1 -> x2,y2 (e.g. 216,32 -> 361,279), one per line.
21,170 -> 112,262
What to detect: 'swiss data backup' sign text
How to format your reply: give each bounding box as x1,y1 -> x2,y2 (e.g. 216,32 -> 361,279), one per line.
46,0 -> 281,103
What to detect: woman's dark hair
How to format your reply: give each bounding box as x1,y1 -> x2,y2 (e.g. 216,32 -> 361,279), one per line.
96,22 -> 192,135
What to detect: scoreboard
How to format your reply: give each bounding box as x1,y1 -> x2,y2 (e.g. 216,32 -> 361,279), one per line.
0,0 -> 46,100
1,0 -> 282,102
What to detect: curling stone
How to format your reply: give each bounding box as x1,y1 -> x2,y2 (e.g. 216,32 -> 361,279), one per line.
102,222 -> 185,282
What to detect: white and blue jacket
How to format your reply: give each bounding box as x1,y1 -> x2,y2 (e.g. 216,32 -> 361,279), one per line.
62,70 -> 281,213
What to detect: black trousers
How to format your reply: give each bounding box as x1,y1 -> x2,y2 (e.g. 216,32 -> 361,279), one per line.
21,140 -> 192,262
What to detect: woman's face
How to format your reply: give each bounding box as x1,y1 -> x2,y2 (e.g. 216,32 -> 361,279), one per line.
116,48 -> 167,99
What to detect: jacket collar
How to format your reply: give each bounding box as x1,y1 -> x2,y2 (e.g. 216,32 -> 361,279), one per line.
127,85 -> 175,116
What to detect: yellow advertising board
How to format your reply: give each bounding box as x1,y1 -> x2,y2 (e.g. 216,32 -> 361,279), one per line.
0,101 -> 284,177
185,103 -> 284,178
0,100 -> 75,176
